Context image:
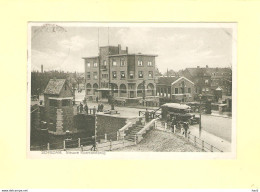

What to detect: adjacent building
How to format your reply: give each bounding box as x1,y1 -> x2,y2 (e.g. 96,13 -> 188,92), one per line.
156,76 -> 196,103
82,44 -> 159,106
180,66 -> 232,101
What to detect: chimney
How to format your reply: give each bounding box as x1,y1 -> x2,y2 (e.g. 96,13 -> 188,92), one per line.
118,44 -> 121,54
126,46 -> 128,54
41,64 -> 43,73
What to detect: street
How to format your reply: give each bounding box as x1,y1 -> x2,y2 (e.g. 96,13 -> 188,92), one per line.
193,114 -> 232,142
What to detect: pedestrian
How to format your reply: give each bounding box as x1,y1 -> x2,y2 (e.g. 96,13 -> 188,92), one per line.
145,108 -> 149,123
96,96 -> 99,103
97,103 -> 101,112
93,106 -> 96,115
171,116 -> 176,133
183,122 -> 189,137
77,105 -> 80,114
100,103 -> 104,112
79,103 -> 83,113
91,136 -> 96,151
84,104 -> 88,115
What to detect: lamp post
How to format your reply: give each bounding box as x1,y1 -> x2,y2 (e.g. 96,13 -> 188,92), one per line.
199,94 -> 202,138
109,83 -> 115,110
142,80 -> 146,106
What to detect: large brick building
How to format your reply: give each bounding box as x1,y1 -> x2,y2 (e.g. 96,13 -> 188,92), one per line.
82,44 -> 159,105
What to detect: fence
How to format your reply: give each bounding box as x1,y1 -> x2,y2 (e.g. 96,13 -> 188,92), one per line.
186,133 -> 223,152
30,130 -> 135,152
155,120 -> 223,152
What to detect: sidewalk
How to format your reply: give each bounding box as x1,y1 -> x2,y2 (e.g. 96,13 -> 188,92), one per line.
189,125 -> 231,152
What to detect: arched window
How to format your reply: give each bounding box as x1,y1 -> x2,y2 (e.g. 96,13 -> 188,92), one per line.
93,83 -> 98,95
137,83 -> 144,97
112,84 -> 119,97
119,84 -> 127,97
86,83 -> 92,95
147,83 -> 154,96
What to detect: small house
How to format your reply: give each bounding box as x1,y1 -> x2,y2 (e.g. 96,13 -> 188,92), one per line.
44,79 -> 75,135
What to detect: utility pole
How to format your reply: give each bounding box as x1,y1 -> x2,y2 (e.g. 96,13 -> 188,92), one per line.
110,83 -> 115,110
142,80 -> 146,106
199,94 -> 202,138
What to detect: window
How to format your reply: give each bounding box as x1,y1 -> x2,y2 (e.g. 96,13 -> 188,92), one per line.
93,62 -> 98,67
120,60 -> 125,66
175,88 -> 179,94
148,61 -> 153,66
129,72 -> 134,79
138,71 -> 143,78
102,74 -> 108,79
49,99 -> 58,107
112,71 -> 117,79
188,88 -> 191,93
62,99 -> 70,107
112,61 -> 117,66
148,71 -> 153,78
93,72 -> 98,80
87,72 -> 91,79
103,60 -> 107,66
87,63 -> 90,67
138,60 -> 143,66
120,71 -> 125,79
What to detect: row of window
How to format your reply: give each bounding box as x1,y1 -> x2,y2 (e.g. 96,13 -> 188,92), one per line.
174,87 -> 192,94
87,71 -> 154,79
112,71 -> 153,79
86,60 -> 153,68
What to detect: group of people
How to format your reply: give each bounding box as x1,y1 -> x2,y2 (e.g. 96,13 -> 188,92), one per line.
78,103 -> 88,114
77,102 -> 104,115
97,103 -> 104,112
168,114 -> 190,137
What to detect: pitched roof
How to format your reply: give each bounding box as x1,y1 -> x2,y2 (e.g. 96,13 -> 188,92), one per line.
157,76 -> 179,86
44,79 -> 66,95
171,76 -> 194,85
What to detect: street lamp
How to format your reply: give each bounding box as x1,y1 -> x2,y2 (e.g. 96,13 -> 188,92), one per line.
199,94 -> 203,138
109,83 -> 115,110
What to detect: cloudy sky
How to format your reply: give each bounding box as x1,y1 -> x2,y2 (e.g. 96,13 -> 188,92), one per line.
30,25 -> 233,73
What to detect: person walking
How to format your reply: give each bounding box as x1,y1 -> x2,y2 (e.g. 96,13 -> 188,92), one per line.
96,96 -> 99,103
79,103 -> 83,113
100,103 -> 104,112
97,103 -> 101,112
183,122 -> 189,138
84,104 -> 88,115
171,116 -> 176,133
145,108 -> 149,123
91,136 -> 96,151
93,106 -> 97,115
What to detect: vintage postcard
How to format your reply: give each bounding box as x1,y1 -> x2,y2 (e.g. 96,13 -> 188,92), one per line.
27,22 -> 236,159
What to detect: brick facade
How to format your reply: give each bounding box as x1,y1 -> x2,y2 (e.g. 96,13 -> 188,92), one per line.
83,44 -> 159,105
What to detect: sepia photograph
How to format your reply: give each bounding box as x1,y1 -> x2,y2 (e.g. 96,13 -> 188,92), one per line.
28,22 -> 236,158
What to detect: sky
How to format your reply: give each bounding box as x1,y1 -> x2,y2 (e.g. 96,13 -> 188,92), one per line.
30,25 -> 233,73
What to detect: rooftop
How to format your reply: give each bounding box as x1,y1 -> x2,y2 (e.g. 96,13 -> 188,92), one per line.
44,79 -> 66,95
